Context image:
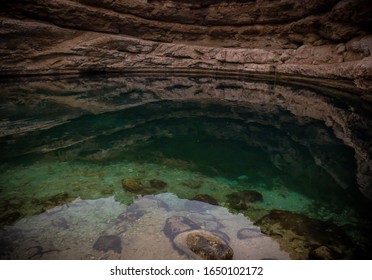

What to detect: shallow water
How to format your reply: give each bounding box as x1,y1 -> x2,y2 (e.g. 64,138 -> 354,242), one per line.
0,74 -> 371,259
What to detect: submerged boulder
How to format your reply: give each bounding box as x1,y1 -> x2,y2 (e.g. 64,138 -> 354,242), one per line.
255,209 -> 354,259
174,229 -> 233,260
163,216 -> 200,240
227,190 -> 263,210
237,227 -> 263,240
121,178 -> 144,193
309,245 -> 342,260
163,215 -> 233,260
149,179 -> 168,190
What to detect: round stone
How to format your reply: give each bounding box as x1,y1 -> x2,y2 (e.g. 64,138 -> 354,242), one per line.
185,230 -> 234,260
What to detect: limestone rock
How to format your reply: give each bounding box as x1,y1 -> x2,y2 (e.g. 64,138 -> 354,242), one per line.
1,1 -> 371,87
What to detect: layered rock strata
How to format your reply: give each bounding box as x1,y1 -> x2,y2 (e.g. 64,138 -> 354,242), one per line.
1,0 -> 371,88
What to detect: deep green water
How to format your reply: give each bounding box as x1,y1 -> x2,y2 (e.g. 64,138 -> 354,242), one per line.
0,75 -> 371,259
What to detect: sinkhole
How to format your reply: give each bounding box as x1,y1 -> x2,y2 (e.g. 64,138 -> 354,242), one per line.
0,74 -> 371,260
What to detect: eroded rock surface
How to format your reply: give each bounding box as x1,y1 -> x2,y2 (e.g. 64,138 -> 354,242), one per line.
1,0 -> 371,87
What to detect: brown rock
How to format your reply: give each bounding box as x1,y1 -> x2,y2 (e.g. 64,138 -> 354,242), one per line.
149,179 -> 168,190
227,190 -> 263,210
309,245 -> 342,260
121,178 -> 144,193
185,231 -> 234,260
191,194 -> 219,206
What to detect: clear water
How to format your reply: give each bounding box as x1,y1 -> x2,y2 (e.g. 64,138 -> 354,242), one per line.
0,74 -> 371,259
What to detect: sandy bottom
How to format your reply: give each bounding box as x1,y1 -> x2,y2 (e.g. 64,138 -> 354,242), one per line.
0,193 -> 289,260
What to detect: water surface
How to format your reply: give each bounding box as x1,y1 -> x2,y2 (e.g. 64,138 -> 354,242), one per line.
1,74 -> 371,259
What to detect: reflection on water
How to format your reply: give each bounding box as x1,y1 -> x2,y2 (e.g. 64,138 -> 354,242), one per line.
0,74 -> 371,259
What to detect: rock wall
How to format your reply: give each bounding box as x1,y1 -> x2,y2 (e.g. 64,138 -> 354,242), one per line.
1,0 -> 372,89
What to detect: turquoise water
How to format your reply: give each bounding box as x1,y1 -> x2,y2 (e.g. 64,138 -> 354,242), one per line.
0,75 -> 371,259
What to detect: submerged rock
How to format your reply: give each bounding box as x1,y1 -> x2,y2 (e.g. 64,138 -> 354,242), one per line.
226,190 -> 263,210
149,179 -> 168,190
191,194 -> 219,206
101,187 -> 115,196
255,210 -> 354,259
239,190 -> 263,202
131,196 -> 170,212
163,215 -> 233,259
31,192 -> 75,213
237,227 -> 263,240
184,200 -> 215,212
173,229 -> 233,260
93,235 -> 122,254
163,216 -> 200,240
154,199 -> 170,211
309,245 -> 342,260
121,178 -> 144,193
